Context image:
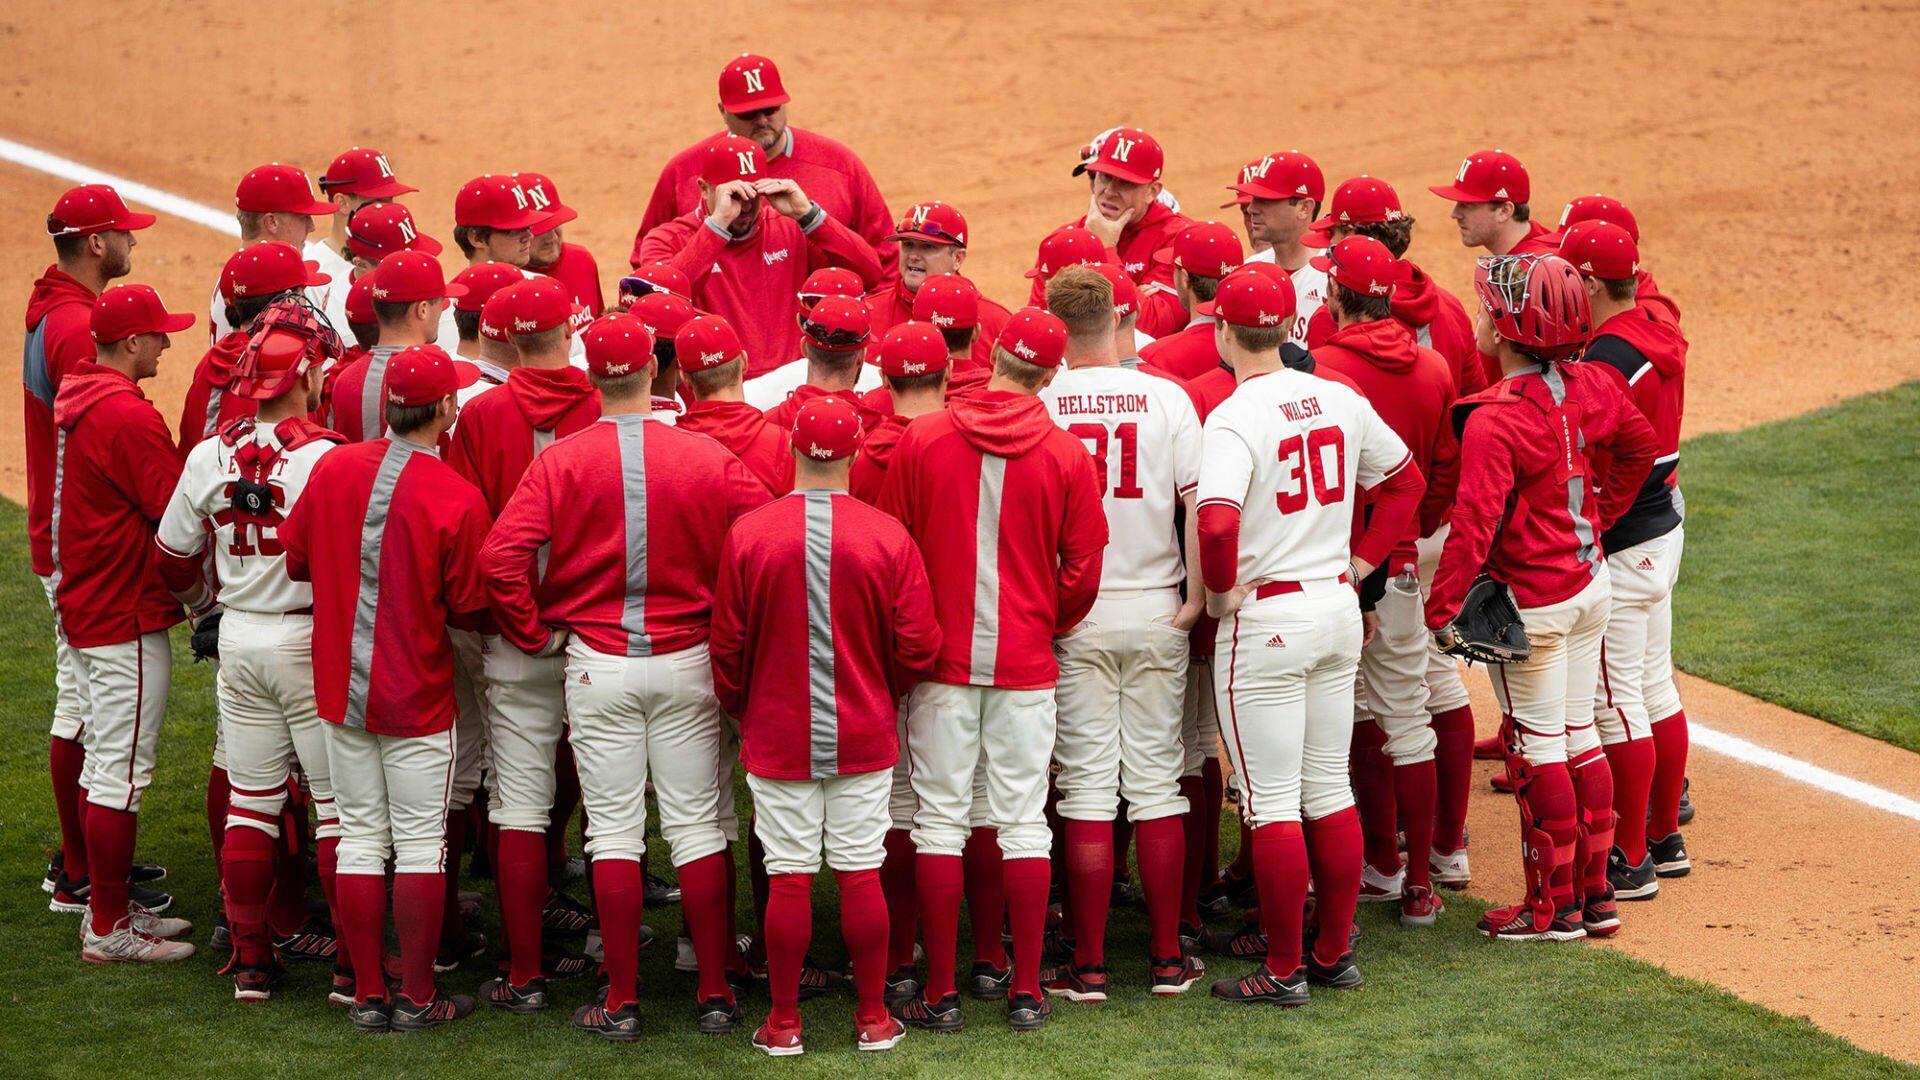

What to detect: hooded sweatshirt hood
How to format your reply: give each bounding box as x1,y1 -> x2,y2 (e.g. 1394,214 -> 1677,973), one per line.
201,331 -> 250,389
55,362 -> 145,431
1595,303 -> 1687,380
682,398 -> 776,448
506,364 -> 598,430
1391,262 -> 1443,329
25,266 -> 95,331
949,388 -> 1058,457
1324,316 -> 1421,374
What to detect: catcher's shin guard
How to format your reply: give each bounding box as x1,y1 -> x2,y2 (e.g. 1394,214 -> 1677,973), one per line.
1502,724 -> 1576,922
1569,747 -> 1616,897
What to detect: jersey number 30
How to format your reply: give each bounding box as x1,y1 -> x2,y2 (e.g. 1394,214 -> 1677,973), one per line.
1069,422 -> 1145,500
1275,427 -> 1346,513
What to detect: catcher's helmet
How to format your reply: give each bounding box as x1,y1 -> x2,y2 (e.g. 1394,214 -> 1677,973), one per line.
229,297 -> 343,401
1473,253 -> 1591,362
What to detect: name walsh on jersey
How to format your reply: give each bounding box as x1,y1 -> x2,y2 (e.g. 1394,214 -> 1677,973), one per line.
1277,395 -> 1324,423
1051,392 -> 1153,417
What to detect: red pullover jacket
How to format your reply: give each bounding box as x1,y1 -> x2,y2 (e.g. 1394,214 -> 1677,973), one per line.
1138,315 -> 1219,381
327,344 -> 408,443
176,331 -> 259,459
52,363 -> 186,648
1306,263 -> 1488,399
866,280 -> 1012,344
763,383 -> 885,435
678,398 -> 795,496
1581,303 -> 1689,554
446,366 -> 602,516
634,206 -> 883,377
481,414 -> 771,658
1031,202 -> 1193,339
23,267 -> 98,576
880,389 -> 1106,689
849,413 -> 912,505
529,241 -> 605,317
710,489 -> 942,780
1427,363 -> 1656,627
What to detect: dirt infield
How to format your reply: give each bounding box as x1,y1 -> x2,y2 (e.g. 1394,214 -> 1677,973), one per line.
3,0 -> 1918,1063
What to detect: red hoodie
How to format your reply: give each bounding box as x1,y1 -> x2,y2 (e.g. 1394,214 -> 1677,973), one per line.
23,267 -> 98,576
1030,201 -> 1193,338
446,365 -> 602,517
1581,303 -> 1689,553
1309,262 -> 1487,399
880,389 -> 1106,689
678,398 -> 795,496
52,363 -> 186,648
529,241 -> 605,317
763,383 -> 885,435
176,331 -> 259,459
1636,269 -> 1682,328
850,413 -> 911,505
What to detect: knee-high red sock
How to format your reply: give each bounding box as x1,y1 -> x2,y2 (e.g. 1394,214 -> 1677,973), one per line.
268,808 -> 311,936
1177,776 -> 1206,927
1227,821 -> 1254,880
83,802 -> 137,936
1111,808 -> 1133,880
838,868 -> 890,1026
1063,818 -> 1112,968
1250,821 -> 1307,976
221,825 -> 278,966
206,766 -> 230,875
593,858 -> 645,1009
547,744 -> 580,877
1303,808 -> 1363,966
764,873 -> 812,1033
748,826 -> 771,940
678,851 -> 735,1003
335,872 -> 388,1002
880,828 -> 918,971
393,872 -> 445,1004
1002,856 -> 1050,999
721,841 -> 739,963
498,828 -> 547,986
1350,722 -> 1398,873
1430,706 -> 1475,852
50,737 -> 88,880
1394,761 -> 1438,892
1200,757 -> 1224,885
1604,738 -> 1657,864
1134,815 -> 1185,959
962,827 -> 1006,968
438,822 -> 467,948
1570,749 -> 1616,896
916,852 -> 964,1001
1648,710 -> 1689,838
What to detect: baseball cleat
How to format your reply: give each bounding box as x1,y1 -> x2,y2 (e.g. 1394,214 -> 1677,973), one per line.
795,955 -> 845,1000
1006,991 -> 1051,1032
1150,953 -> 1205,995
329,963 -> 358,1006
1358,863 -> 1404,903
544,947 -> 594,979
1677,778 -> 1695,826
390,992 -> 476,1032
1306,950 -> 1363,989
857,1014 -> 907,1051
1041,926 -> 1077,963
481,975 -> 549,1014
1478,902 -> 1586,942
1473,734 -> 1504,760
1196,890 -> 1232,922
644,870 -> 681,905
895,991 -> 965,1032
48,877 -> 173,916
696,995 -> 743,1035
273,919 -> 338,964
82,920 -> 196,964
1039,963 -> 1109,1002
347,999 -> 393,1033
883,965 -> 922,1008
1210,964 -> 1309,1007
210,911 -> 231,950
555,856 -> 587,886
1608,847 -> 1660,900
43,853 -> 163,892
1202,870 -> 1259,912
573,997 -> 642,1042
1583,888 -> 1621,937
1178,921 -> 1205,955
1650,832 -> 1691,877
1490,772 -> 1516,794
751,1022 -> 804,1056
969,960 -> 1012,1001
542,889 -> 593,934
1110,874 -> 1138,908
1199,920 -> 1268,960
231,962 -> 281,1002
1429,847 -> 1472,890
434,929 -> 488,972
1400,884 -> 1444,928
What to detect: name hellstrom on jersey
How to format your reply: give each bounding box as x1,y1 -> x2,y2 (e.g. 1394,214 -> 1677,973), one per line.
1051,392 -> 1153,417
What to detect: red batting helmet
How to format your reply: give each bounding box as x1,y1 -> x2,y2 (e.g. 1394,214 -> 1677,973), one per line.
1473,254 -> 1591,362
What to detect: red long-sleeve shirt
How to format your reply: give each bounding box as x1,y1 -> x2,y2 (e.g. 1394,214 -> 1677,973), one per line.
1030,201 -> 1191,339
1138,316 -> 1220,381
445,366 -> 602,517
849,413 -> 911,505
710,489 -> 941,780
176,331 -> 259,459
880,390 -> 1106,689
23,267 -> 98,576
529,241 -> 605,317
1307,262 -> 1487,400
480,414 -> 771,658
676,399 -> 795,496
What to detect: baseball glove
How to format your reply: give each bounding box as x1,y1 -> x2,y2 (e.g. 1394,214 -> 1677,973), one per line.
1438,575 -> 1530,665
190,610 -> 223,663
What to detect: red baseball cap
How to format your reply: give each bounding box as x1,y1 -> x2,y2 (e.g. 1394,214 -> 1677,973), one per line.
911,274 -> 979,330
90,284 -> 195,343
346,203 -> 441,260
236,164 -> 337,216
495,277 -> 578,336
369,251 -> 466,304
1555,194 -> 1640,244
479,290 -> 512,342
1558,220 -> 1639,280
701,135 -> 768,188
628,262 -> 692,301
516,172 -> 576,235
790,396 -> 864,461
47,184 -> 155,237
385,344 -> 480,406
1221,151 -> 1324,207
718,53 -> 790,114
1205,266 -> 1297,328
1311,236 -> 1400,298
876,322 -> 951,377
996,307 -> 1068,368
1078,127 -> 1163,186
581,314 -> 657,378
454,175 -> 547,230
887,201 -> 968,247
319,147 -> 416,200
228,242 -> 330,299
798,295 -> 871,352
798,266 -> 865,309
1154,220 -> 1245,280
1430,149 -> 1530,205
451,262 -> 525,314
1027,226 -> 1107,280
217,251 -> 242,306
1091,262 -> 1140,319
630,292 -> 701,343
676,315 -> 745,371
1308,176 -> 1405,237
346,274 -> 376,326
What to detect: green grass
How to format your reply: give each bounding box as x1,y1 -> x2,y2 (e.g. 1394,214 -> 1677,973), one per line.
0,500 -> 1909,1077
1673,381 -> 1920,750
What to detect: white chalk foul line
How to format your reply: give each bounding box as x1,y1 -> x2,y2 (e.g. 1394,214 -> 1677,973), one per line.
1690,720 -> 1920,823
0,136 -> 238,237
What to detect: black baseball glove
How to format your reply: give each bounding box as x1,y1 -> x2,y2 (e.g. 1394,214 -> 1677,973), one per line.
190,609 -> 224,663
1436,575 -> 1530,665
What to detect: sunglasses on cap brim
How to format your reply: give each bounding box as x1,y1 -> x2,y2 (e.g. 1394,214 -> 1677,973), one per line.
894,220 -> 963,245
797,317 -> 869,351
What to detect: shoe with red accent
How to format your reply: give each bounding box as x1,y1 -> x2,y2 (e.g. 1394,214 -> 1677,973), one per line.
1491,772 -> 1516,794
895,991 -> 964,1032
481,975 -> 549,1014
1199,921 -> 1267,959
389,991 -> 476,1032
1150,953 -> 1205,995
1358,863 -> 1404,903
696,995 -> 743,1035
573,996 -> 641,1042
857,1013 -> 907,1051
795,955 -> 845,1000
1478,901 -> 1586,942
1399,885 -> 1444,928
542,889 -> 593,934
230,961 -> 282,1002
969,960 -> 1012,1001
434,929 -> 488,972
1209,963 -> 1309,1007
1039,963 -> 1108,1002
1583,888 -> 1621,938
1429,847 -> 1472,890
1006,991 -> 1051,1032
752,1021 -> 804,1056
273,918 -> 338,964
1473,734 -> 1505,760
81,919 -> 195,964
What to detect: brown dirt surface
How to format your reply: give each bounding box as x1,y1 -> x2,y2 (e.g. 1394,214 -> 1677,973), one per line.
4,0 -> 1919,1062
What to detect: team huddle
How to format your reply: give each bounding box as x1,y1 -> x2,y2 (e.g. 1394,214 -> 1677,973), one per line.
23,52 -> 1700,1054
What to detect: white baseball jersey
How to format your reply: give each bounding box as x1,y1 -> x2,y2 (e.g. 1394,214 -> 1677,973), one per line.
1245,248 -> 1326,347
1041,363 -> 1201,591
305,238 -> 353,335
156,419 -> 338,614
743,357 -> 883,412
1198,368 -> 1410,584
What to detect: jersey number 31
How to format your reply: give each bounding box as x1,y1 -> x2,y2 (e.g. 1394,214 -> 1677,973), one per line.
1069,422 -> 1145,500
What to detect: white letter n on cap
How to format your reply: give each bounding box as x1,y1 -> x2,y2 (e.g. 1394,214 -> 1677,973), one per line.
743,68 -> 766,94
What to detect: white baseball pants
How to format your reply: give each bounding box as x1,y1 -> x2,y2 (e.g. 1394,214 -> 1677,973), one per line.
1417,528 -> 1474,714
481,634 -> 568,833
1488,571 -> 1612,766
1180,657 -> 1220,777
1595,526 -> 1685,744
748,769 -> 891,876
216,611 -> 336,839
75,632 -> 172,813
39,574 -> 90,743
1358,572 -> 1439,765
326,721 -> 455,874
448,628 -> 489,812
906,683 -> 1056,860
1053,588 -> 1190,823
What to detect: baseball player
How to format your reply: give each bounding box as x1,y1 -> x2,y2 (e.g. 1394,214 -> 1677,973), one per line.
1137,222 -> 1246,380
1025,225 -> 1111,307
279,344 -> 489,1031
636,135 -> 884,375
675,315 -> 796,495
1430,150 -> 1560,259
1226,152 -> 1329,346
208,164 -> 340,340
443,277 -> 602,1014
628,291 -> 702,423
521,173 -> 604,315
710,396 -> 941,1055
851,323 -> 949,504
880,308 -> 1107,1033
1551,195 -> 1682,328
1044,128 -> 1192,339
1037,266 -> 1206,998
447,262 -> 528,387
633,53 -> 896,278
155,298 -> 345,999
340,203 -> 441,278
481,313 -> 771,1041
311,148 -> 417,332
177,243 -> 331,457
1307,238 -> 1461,927
761,296 -> 883,429
1195,265 -> 1424,1005
327,252 -> 462,442
1558,222 -> 1693,895
54,284 -> 197,962
1426,254 -> 1654,942
866,201 -> 1011,335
